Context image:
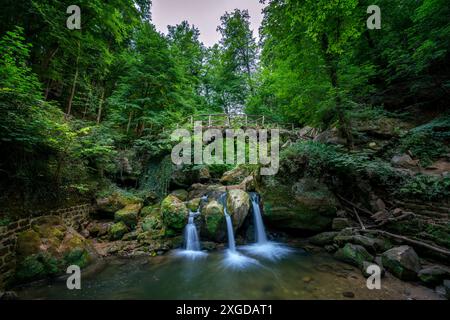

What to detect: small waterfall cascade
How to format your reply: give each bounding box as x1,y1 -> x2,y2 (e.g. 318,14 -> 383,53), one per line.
249,192 -> 268,244
184,211 -> 201,251
219,193 -> 237,252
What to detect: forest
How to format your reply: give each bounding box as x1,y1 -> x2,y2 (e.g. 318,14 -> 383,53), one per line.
0,0 -> 449,300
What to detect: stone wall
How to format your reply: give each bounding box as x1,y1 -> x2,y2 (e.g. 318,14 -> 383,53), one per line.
0,204 -> 94,290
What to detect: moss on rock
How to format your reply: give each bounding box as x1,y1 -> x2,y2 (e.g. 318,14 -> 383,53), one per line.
161,194 -> 189,232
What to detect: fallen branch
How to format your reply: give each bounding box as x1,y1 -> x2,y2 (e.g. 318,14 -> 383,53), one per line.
360,229 -> 450,258
353,208 -> 366,230
337,194 -> 373,216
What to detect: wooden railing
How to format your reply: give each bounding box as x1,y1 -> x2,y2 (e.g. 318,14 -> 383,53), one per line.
180,114 -> 298,130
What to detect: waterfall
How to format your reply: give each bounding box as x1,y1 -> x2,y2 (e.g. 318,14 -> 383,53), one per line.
225,214 -> 236,252
241,192 -> 292,260
184,211 -> 201,251
219,193 -> 237,252
250,192 -> 267,244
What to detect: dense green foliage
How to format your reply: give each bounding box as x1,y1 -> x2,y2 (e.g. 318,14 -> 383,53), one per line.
0,1 -> 449,213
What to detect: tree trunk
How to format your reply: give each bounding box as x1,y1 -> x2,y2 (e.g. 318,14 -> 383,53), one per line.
96,87 -> 105,124
66,41 -> 80,116
126,111 -> 133,133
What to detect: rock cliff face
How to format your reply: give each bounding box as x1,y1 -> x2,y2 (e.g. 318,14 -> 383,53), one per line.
259,177 -> 337,233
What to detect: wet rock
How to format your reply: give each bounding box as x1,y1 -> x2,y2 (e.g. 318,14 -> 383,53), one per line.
114,204 -> 141,228
160,194 -> 189,232
202,200 -> 225,241
381,246 -> 421,280
391,154 -> 419,169
309,231 -> 339,246
171,189 -> 188,202
332,218 -> 350,230
334,243 -> 373,269
418,265 -> 450,286
261,178 -> 337,232
226,189 -> 250,230
109,222 -> 129,241
302,276 -> 313,283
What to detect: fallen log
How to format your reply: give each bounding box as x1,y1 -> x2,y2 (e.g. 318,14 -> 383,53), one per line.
359,229 -> 450,258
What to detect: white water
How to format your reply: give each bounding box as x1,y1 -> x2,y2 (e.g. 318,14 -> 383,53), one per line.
175,210 -> 207,259
225,214 -> 236,252
250,193 -> 268,244
241,192 -> 292,261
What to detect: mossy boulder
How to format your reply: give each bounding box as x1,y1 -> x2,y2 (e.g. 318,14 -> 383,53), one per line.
15,253 -> 59,282
96,190 -> 143,216
161,195 -> 189,232
334,243 -> 374,268
220,166 -> 251,185
109,222 -> 129,240
171,189 -> 188,201
187,198 -> 201,212
334,234 -> 392,254
16,230 -> 42,257
15,226 -> 96,283
141,215 -> 163,232
114,204 -> 141,228
202,200 -> 225,241
381,246 -> 421,280
261,178 -> 337,232
418,265 -> 450,286
309,231 -> 339,246
140,204 -> 160,218
226,189 -> 250,230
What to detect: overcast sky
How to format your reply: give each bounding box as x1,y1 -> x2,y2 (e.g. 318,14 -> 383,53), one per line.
152,0 -> 265,47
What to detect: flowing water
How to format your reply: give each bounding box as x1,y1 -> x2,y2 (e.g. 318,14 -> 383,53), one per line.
14,250 -> 440,300
175,211 -> 207,259
241,192 -> 292,260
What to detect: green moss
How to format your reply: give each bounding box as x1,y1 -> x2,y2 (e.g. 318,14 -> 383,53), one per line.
109,222 -> 129,240
15,253 -> 60,282
161,195 -> 188,232
64,248 -> 90,268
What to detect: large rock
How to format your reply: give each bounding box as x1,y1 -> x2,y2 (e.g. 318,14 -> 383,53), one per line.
161,195 -> 189,232
418,265 -> 450,286
261,178 -> 337,232
309,232 -> 339,246
95,190 -> 142,216
391,154 -> 419,169
226,189 -> 250,230
171,189 -> 188,201
381,246 -> 421,280
220,166 -> 251,185
188,184 -> 227,200
114,204 -> 141,228
202,200 -> 225,241
334,234 -> 391,254
334,243 -> 374,268
187,198 -> 201,212
332,218 -> 350,230
15,225 -> 97,283
314,128 -> 346,145
109,222 -> 129,240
